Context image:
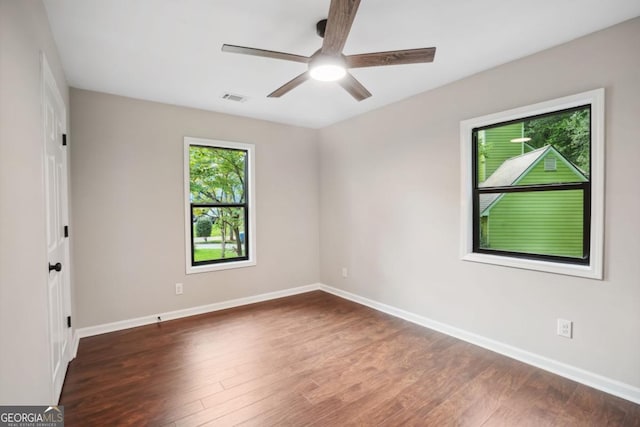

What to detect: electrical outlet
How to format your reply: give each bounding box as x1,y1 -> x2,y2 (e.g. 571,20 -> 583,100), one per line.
557,318 -> 572,338
341,267 -> 348,278
175,283 -> 183,295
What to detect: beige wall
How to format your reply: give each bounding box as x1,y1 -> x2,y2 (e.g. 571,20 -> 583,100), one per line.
0,0 -> 70,404
70,90 -> 320,327
319,18 -> 640,388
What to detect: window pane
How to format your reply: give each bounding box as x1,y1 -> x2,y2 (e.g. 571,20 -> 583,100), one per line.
477,107 -> 590,187
190,146 -> 247,204
192,207 -> 247,263
478,189 -> 584,258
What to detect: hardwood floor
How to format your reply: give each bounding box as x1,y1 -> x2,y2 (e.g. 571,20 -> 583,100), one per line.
60,291 -> 640,426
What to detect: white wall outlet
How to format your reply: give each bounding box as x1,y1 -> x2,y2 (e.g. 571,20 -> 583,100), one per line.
175,283 -> 183,295
557,318 -> 573,338
341,267 -> 348,278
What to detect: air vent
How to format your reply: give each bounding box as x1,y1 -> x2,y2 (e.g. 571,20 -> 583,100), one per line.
544,157 -> 557,171
221,93 -> 247,103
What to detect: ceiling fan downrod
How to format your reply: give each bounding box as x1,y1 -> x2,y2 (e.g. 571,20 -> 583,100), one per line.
316,19 -> 327,38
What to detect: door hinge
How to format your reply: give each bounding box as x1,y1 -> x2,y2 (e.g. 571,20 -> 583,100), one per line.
62,133 -> 67,146
64,225 -> 69,238
67,316 -> 71,328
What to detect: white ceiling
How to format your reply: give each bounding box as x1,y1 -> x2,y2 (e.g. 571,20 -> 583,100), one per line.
44,0 -> 640,129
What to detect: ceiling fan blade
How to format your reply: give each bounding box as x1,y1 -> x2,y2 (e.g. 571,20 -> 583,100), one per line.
338,73 -> 371,101
322,0 -> 361,55
267,72 -> 310,98
346,47 -> 436,68
222,44 -> 310,64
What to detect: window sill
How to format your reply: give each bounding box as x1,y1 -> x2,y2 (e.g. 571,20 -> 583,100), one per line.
186,259 -> 256,275
462,252 -> 602,280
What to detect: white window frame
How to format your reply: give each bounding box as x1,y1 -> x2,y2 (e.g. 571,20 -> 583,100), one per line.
460,89 -> 604,279
184,137 -> 256,274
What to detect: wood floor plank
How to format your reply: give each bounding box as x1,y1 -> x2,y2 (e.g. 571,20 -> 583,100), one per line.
59,291 -> 640,426
623,403 -> 640,427
377,341 -> 497,426
415,357 -> 533,426
175,374 -> 316,427
200,380 -> 318,426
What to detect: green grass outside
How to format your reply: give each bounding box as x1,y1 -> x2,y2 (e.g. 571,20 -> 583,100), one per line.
194,248 -> 222,262
194,247 -> 244,262
193,222 -> 244,262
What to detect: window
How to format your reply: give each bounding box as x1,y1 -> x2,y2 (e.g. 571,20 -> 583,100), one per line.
460,89 -> 604,279
184,137 -> 256,273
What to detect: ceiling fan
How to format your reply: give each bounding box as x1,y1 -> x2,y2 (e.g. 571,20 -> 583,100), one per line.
222,0 -> 436,101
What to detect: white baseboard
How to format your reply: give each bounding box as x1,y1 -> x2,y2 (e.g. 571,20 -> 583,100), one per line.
319,284 -> 640,405
76,283 -> 321,339
73,281 -> 639,405
70,330 -> 80,359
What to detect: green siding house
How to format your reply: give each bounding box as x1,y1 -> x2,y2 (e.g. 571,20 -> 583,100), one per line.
480,123 -> 528,181
479,145 -> 588,258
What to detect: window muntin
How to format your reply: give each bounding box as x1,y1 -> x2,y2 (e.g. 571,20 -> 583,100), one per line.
184,138 -> 255,273
460,89 -> 604,279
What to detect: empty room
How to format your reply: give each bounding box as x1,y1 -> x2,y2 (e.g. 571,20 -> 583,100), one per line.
1,0 -> 640,425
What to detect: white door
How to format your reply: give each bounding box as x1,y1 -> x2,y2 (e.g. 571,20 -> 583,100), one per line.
42,54 -> 72,402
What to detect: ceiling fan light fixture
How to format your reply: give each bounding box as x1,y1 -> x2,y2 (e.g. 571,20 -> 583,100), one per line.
510,137 -> 532,143
309,55 -> 346,82
310,64 -> 346,81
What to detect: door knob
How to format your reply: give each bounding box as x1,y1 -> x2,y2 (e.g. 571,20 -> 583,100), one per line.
48,262 -> 62,272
